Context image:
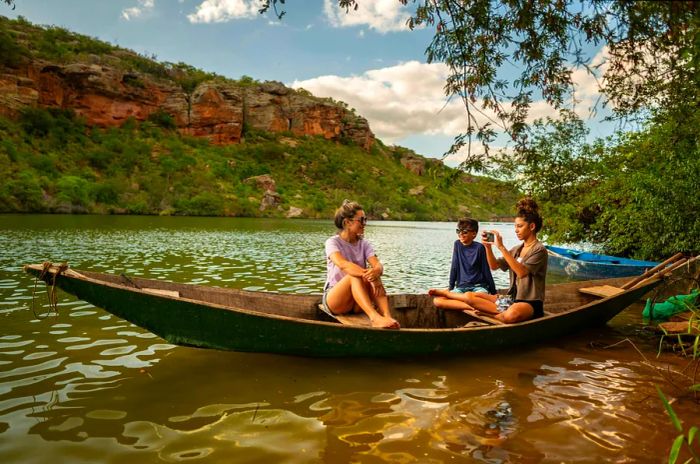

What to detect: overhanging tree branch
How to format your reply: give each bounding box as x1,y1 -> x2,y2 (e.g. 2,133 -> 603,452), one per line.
261,0 -> 700,172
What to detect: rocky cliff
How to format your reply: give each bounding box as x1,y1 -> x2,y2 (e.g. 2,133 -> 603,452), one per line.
0,60 -> 375,151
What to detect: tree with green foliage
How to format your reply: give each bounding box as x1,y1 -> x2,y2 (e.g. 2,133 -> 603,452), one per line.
263,1 -> 699,169
501,105 -> 699,260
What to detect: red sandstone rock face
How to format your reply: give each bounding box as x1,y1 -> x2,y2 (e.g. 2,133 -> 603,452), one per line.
26,62 -> 185,126
0,61 -> 374,151
181,82 -> 244,144
243,81 -> 374,150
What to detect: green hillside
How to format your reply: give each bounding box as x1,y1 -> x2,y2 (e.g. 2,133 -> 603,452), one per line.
0,15 -> 520,220
0,108 -> 519,220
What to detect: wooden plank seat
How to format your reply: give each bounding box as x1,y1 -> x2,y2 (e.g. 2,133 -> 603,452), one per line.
334,313 -> 372,327
578,285 -> 624,298
463,309 -> 504,325
318,304 -> 372,327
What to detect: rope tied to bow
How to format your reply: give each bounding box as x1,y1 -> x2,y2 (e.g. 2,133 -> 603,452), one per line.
31,261 -> 69,319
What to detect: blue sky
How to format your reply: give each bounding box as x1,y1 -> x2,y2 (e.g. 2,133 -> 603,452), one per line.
4,0 -> 615,163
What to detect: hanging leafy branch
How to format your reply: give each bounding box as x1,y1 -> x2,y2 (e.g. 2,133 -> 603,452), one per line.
260,0 -> 699,172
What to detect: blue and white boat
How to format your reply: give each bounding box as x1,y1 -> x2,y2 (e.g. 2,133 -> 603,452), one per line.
546,245 -> 660,280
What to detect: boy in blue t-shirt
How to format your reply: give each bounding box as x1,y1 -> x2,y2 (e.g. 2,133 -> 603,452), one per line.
429,218 -> 496,309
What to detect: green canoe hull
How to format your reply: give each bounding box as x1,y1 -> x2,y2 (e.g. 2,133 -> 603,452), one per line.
24,265 -> 660,357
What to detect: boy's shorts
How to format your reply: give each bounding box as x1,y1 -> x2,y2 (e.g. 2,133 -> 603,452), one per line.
453,285 -> 489,294
496,295 -> 513,312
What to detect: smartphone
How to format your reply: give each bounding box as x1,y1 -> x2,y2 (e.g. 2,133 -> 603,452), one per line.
484,232 -> 495,242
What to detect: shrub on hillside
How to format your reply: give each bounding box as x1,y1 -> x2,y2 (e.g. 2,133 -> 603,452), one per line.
19,107 -> 85,147
92,181 -> 121,205
56,175 -> 91,208
175,192 -> 225,216
167,62 -> 219,93
147,110 -> 177,130
35,26 -> 73,61
2,171 -> 44,212
0,25 -> 26,67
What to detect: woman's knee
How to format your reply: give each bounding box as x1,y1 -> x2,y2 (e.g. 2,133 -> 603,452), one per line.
348,275 -> 367,287
499,310 -> 520,324
501,303 -> 533,323
325,283 -> 354,313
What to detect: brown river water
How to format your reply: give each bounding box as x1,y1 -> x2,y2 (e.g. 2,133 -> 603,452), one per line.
1,215 -> 697,463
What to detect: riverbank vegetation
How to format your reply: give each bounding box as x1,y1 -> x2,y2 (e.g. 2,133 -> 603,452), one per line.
494,108 -> 700,261
0,107 -> 518,221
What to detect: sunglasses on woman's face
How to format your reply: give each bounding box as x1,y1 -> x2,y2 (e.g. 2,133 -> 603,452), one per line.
351,217 -> 368,226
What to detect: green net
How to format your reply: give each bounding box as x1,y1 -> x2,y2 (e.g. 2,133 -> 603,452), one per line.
642,289 -> 700,320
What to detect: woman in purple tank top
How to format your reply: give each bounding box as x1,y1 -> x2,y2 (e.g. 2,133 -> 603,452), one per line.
323,200 -> 399,329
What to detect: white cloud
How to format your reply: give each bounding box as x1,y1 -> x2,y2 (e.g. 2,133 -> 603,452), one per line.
568,47 -> 610,119
291,55 -> 609,149
121,0 -> 155,21
188,0 -> 260,23
291,61 -> 483,144
323,0 -> 412,33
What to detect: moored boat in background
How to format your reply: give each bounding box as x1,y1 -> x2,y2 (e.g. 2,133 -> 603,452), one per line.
546,245 -> 659,280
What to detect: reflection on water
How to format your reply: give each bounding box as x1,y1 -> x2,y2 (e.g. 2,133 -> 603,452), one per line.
0,215 -> 692,463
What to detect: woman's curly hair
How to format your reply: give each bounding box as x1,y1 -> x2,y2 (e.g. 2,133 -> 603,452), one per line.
516,197 -> 543,233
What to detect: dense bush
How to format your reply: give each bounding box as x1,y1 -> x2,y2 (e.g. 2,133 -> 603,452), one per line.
168,62 -> 220,93
502,110 -> 700,260
176,192 -> 225,216
56,175 -> 91,207
3,171 -> 44,211
147,110 -> 177,130
19,107 -> 85,145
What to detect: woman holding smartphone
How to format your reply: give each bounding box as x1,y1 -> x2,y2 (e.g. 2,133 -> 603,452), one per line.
430,197 -> 547,323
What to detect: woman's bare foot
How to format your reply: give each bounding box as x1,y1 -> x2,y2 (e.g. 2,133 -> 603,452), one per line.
428,288 -> 449,297
371,315 -> 400,329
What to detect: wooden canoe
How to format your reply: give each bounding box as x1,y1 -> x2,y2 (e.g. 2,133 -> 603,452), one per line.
24,264 -> 662,357
546,245 -> 659,280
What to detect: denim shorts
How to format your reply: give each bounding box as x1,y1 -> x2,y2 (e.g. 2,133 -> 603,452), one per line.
496,297 -> 544,318
320,289 -> 334,317
496,295 -> 513,312
453,285 -> 490,294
